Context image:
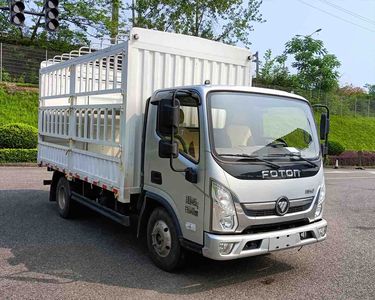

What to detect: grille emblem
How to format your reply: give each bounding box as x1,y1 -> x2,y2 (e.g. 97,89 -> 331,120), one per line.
275,197 -> 290,216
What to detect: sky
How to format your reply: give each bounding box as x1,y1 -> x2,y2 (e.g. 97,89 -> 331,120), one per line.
250,0 -> 375,88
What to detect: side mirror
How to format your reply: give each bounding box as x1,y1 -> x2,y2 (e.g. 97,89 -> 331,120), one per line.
159,140 -> 178,158
156,91 -> 197,182
157,98 -> 180,136
313,104 -> 330,160
320,113 -> 329,140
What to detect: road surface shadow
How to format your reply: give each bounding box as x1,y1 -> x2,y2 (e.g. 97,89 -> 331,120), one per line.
0,189 -> 294,294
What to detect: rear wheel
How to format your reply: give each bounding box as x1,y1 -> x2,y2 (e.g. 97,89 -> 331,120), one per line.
56,177 -> 74,218
147,207 -> 185,271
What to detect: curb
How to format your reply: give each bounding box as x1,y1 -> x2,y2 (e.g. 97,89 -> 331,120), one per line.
0,163 -> 39,167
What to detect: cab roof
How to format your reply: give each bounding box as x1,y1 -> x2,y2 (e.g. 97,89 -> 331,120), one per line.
154,85 -> 309,103
195,85 -> 308,102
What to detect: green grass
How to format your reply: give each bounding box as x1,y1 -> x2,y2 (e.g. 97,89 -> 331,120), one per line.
329,115 -> 375,151
0,87 -> 39,127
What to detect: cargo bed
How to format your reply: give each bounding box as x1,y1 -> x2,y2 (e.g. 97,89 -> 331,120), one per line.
38,27 -> 252,202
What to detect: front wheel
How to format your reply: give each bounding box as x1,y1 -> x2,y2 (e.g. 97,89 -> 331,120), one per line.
147,207 -> 185,271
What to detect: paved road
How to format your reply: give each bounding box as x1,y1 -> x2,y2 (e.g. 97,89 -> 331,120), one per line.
0,167 -> 374,299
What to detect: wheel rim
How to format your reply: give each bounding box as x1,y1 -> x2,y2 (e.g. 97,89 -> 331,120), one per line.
57,186 -> 66,210
151,220 -> 172,257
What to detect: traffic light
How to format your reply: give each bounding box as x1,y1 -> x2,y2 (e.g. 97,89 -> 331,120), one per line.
9,0 -> 25,26
44,0 -> 59,31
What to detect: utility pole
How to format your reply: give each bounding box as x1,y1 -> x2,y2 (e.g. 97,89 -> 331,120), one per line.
252,51 -> 259,78
110,0 -> 120,44
132,0 -> 137,27
368,99 -> 371,117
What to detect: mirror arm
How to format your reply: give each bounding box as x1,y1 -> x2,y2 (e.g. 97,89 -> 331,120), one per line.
169,89 -> 187,173
169,156 -> 187,173
313,104 -> 330,119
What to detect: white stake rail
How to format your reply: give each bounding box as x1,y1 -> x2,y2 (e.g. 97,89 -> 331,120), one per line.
38,27 -> 252,202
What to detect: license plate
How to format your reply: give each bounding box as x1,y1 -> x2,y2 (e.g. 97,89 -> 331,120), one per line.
269,233 -> 300,251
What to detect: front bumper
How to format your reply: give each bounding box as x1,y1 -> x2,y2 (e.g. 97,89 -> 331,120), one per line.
202,219 -> 327,260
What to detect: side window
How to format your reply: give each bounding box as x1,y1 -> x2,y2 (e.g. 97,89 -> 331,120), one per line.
156,91 -> 200,162
177,104 -> 200,162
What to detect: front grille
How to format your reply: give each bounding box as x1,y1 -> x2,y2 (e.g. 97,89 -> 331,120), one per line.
247,209 -> 277,217
243,219 -> 310,234
288,203 -> 311,214
242,196 -> 314,217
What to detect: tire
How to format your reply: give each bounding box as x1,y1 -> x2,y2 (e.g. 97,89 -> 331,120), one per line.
55,177 -> 74,219
147,207 -> 185,272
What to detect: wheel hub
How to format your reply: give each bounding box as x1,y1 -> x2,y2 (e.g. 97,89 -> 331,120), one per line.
151,220 -> 171,257
57,186 -> 66,210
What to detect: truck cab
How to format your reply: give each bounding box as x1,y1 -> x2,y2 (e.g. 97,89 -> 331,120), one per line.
142,85 -> 327,268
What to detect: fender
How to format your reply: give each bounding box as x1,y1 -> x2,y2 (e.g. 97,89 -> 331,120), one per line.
136,191 -> 182,238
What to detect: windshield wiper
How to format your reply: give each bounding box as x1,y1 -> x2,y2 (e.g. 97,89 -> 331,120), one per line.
267,153 -> 319,168
218,154 -> 281,169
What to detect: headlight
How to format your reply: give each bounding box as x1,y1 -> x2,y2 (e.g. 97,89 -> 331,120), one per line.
315,183 -> 326,218
211,180 -> 238,232
318,183 -> 326,204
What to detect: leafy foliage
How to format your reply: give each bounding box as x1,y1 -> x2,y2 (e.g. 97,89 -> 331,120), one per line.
0,123 -> 38,149
284,36 -> 341,92
365,84 -> 375,96
257,49 -> 297,88
0,149 -> 37,163
130,0 -> 265,46
255,36 -> 341,94
327,141 -> 345,156
339,84 -> 366,96
0,0 -> 125,51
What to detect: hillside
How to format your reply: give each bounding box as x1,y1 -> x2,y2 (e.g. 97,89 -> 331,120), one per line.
329,115 -> 375,151
0,85 -> 374,151
0,84 -> 39,127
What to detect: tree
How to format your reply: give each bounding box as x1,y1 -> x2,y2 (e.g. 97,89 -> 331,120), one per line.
0,0 -> 125,50
364,84 -> 375,96
284,36 -> 341,92
340,84 -> 366,96
256,49 -> 297,88
129,0 -> 265,46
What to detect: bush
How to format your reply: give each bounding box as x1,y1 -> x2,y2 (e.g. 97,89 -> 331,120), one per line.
0,149 -> 37,163
328,140 -> 345,156
0,123 -> 38,149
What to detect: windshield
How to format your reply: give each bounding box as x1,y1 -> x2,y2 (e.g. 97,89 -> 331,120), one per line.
208,92 -> 320,160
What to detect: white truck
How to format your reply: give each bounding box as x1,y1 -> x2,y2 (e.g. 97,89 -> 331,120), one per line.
38,28 -> 329,271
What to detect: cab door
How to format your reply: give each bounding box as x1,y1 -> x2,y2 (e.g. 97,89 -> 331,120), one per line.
143,90 -> 206,245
